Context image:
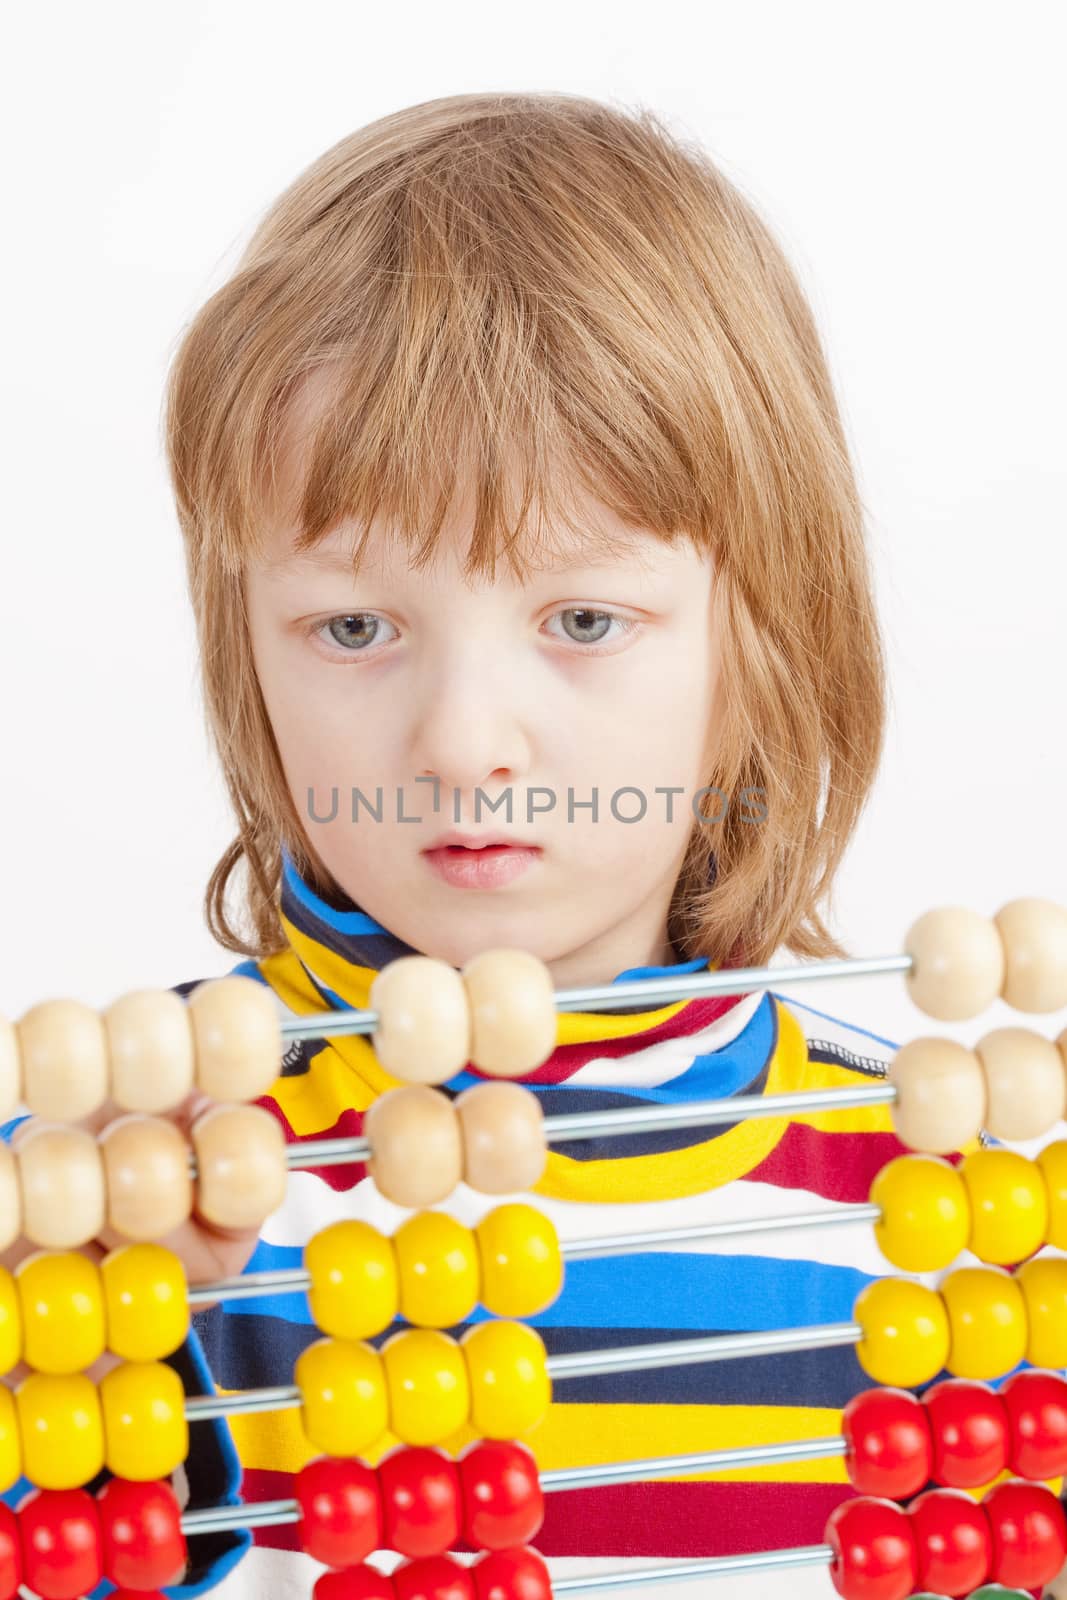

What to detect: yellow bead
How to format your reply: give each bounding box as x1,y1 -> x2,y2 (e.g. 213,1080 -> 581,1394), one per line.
16,1371 -> 105,1489
16,1252 -> 106,1375
1017,1256 -> 1067,1367
382,1327 -> 470,1445
870,1155 -> 972,1272
0,1388 -> 20,1492
101,1243 -> 190,1362
394,1212 -> 480,1328
101,1360 -> 188,1480
853,1278 -> 950,1387
305,1221 -> 399,1340
1037,1139 -> 1067,1249
462,1320 -> 551,1438
961,1148 -> 1049,1266
942,1265 -> 1028,1379
0,1268 -> 21,1376
296,1338 -> 388,1455
476,1203 -> 563,1317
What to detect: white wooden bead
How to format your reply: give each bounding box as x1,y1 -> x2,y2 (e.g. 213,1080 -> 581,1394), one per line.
456,1081 -> 548,1193
994,897 -> 1067,1013
370,956 -> 471,1085
364,1085 -> 464,1207
903,907 -> 1004,1021
187,976 -> 283,1102
0,1143 -> 21,1253
16,1124 -> 106,1249
192,1103 -> 288,1230
16,998 -> 110,1122
103,988 -> 196,1113
100,1114 -> 194,1240
977,1026 -> 1067,1141
888,1037 -> 987,1154
462,948 -> 557,1079
0,1016 -> 20,1121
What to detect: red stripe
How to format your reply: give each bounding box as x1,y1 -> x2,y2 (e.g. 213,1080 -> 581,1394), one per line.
746,1120 -> 960,1202
253,1101 -> 369,1192
505,993 -> 747,1086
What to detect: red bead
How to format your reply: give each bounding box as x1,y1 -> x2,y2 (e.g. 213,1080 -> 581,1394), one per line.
379,1446 -> 462,1558
18,1487 -> 104,1600
908,1487 -> 991,1595
825,1497 -> 918,1600
1001,1369 -> 1067,1480
0,1505 -> 19,1600
923,1378 -> 1010,1488
315,1567 -> 397,1600
842,1388 -> 933,1498
97,1477 -> 187,1588
393,1554 -> 476,1600
459,1440 -> 545,1550
298,1457 -> 384,1568
473,1547 -> 552,1600
983,1478 -> 1067,1588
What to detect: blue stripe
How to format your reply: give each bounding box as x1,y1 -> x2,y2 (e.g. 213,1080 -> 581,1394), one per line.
281,846 -> 389,936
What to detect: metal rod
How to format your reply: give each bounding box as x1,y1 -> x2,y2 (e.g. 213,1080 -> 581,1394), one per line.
180,1437 -> 847,1535
185,1204 -> 881,1309
277,953 -> 913,1042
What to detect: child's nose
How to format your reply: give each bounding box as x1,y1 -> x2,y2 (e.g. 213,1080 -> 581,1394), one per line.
408,659 -> 532,804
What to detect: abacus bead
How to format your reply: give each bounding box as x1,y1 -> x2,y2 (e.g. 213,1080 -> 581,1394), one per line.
1001,1369 -> 1067,1479
967,1588 -> 1031,1599
19,1486 -> 103,1600
370,957 -> 471,1086
296,1339 -> 389,1456
458,1440 -> 544,1549
923,1378 -> 1009,1488
1037,1139 -> 1067,1248
456,1083 -> 547,1194
983,1479 -> 1067,1588
393,1555 -> 474,1600
15,1252 -> 106,1374
0,1502 -> 18,1600
306,1220 -> 399,1339
462,1321 -> 550,1439
100,1113 -> 195,1241
394,1211 -> 480,1328
888,1039 -> 986,1155
976,1026 -> 1067,1140
17,998 -> 109,1122
909,1486 -> 992,1595
192,1103 -> 288,1229
472,1547 -> 552,1600
941,1266 -> 1028,1379
0,1270 -> 20,1376
1016,1256 -> 1067,1367
187,974 -> 283,1101
904,907 -> 1005,1021
101,1242 -> 189,1361
870,1155 -> 971,1272
824,1496 -> 918,1600
462,949 -> 557,1079
97,1477 -> 188,1588
17,1125 -> 106,1250
0,1389 -> 20,1493
103,987 -> 195,1114
365,1087 -> 464,1209
994,897 -> 1067,1012
840,1388 -> 933,1498
382,1328 -> 470,1446
296,1456 -> 382,1567
853,1279 -> 951,1388
960,1148 -> 1049,1266
475,1204 -> 562,1318
16,1372 -> 105,1489
314,1567 -> 396,1600
0,1144 -> 20,1254
100,1360 -> 188,1480
0,1016 -> 19,1121
378,1445 -> 462,1558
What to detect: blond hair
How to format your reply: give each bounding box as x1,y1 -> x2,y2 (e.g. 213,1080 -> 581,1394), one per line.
162,90 -> 887,970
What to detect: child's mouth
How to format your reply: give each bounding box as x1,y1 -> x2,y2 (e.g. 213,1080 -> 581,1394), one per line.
421,843 -> 542,890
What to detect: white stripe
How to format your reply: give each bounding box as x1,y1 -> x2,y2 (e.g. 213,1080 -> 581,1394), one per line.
559,989 -> 766,1090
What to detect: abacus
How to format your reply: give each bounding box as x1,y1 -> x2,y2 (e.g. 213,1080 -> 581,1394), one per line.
2,900 -> 1067,1600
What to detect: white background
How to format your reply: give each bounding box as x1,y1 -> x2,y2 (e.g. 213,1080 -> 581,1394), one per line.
0,5 -> 1065,1596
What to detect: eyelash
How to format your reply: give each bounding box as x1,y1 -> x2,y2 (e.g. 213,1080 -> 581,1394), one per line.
306,608 -> 640,659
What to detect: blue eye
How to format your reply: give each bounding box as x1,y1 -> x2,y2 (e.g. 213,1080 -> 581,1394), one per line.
317,615 -> 396,651
545,609 -> 634,649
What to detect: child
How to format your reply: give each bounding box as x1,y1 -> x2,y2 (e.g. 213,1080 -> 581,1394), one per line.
8,91 -> 912,1600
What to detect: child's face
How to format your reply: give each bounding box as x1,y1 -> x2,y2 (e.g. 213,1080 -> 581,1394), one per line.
245,386 -> 722,987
